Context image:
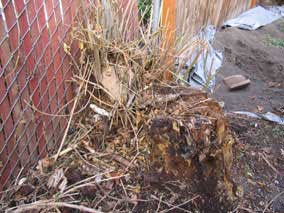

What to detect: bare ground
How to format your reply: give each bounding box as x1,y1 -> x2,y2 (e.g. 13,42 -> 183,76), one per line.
214,19 -> 284,113
213,19 -> 284,212
229,115 -> 284,212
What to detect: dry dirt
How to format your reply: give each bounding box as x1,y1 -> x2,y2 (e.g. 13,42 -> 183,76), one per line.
229,115 -> 284,212
214,19 -> 284,113
213,19 -> 284,212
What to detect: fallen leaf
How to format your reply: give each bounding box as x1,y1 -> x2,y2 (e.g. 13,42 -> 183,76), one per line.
281,149 -> 284,157
235,185 -> 244,198
100,66 -> 128,102
217,119 -> 226,144
130,193 -> 138,205
172,121 -> 180,133
111,154 -> 132,168
223,136 -> 234,173
261,147 -> 272,154
47,169 -> 67,192
79,41 -> 84,50
63,42 -> 71,55
16,184 -> 34,197
95,175 -> 102,183
256,105 -> 264,112
58,178 -> 68,193
18,178 -> 27,186
90,104 -> 110,117
127,185 -> 141,194
37,158 -> 55,174
169,193 -> 179,203
247,178 -> 257,186
268,82 -> 281,88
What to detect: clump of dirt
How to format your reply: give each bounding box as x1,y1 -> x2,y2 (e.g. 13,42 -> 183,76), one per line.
214,19 -> 284,113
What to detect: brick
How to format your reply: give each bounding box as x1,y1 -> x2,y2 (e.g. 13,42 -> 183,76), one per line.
223,75 -> 251,90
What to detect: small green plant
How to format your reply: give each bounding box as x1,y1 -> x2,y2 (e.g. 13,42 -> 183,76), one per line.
138,0 -> 152,24
271,126 -> 284,137
267,36 -> 284,48
278,24 -> 284,33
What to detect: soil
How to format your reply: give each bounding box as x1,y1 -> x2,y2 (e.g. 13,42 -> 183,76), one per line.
212,19 -> 284,212
213,19 -> 284,113
229,115 -> 284,212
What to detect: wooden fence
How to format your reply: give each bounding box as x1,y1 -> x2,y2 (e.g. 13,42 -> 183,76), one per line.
160,0 -> 257,48
176,0 -> 256,37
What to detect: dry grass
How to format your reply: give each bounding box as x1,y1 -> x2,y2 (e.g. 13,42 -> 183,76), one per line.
54,0 -> 207,156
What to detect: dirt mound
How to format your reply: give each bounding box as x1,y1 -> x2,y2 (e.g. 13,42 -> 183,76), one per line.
214,19 -> 284,113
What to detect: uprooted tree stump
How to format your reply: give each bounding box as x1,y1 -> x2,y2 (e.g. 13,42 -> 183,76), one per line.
139,84 -> 235,209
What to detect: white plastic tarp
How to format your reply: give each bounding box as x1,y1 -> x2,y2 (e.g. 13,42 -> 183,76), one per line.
177,25 -> 223,91
233,111 -> 284,125
269,5 -> 284,17
224,6 -> 282,30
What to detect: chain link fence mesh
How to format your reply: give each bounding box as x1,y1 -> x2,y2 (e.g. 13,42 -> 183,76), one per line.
0,0 -> 79,190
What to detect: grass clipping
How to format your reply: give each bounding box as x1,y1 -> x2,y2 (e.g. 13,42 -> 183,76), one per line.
3,1 -> 236,212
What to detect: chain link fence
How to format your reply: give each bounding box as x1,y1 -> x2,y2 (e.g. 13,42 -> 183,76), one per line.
0,0 -> 80,190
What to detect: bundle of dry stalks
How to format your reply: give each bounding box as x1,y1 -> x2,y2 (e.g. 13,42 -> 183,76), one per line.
68,0 -> 175,126
55,0 -> 203,156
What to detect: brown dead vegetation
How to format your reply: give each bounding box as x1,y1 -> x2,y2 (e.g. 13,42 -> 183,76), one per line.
1,1 -> 237,212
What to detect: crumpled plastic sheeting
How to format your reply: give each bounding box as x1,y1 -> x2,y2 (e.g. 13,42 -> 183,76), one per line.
268,5 -> 284,17
224,6 -> 282,30
177,25 -> 223,91
233,111 -> 284,125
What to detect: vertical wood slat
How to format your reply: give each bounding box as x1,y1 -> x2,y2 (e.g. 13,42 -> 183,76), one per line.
43,0 -> 57,151
1,0 -> 22,185
51,0 -> 66,146
161,0 -> 176,81
14,0 -> 37,172
176,0 -> 257,43
0,10 -> 15,190
0,0 -> 78,189
60,0 -> 75,114
251,0 -> 258,8
48,0 -> 65,150
35,0 -> 54,153
26,0 -> 47,160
